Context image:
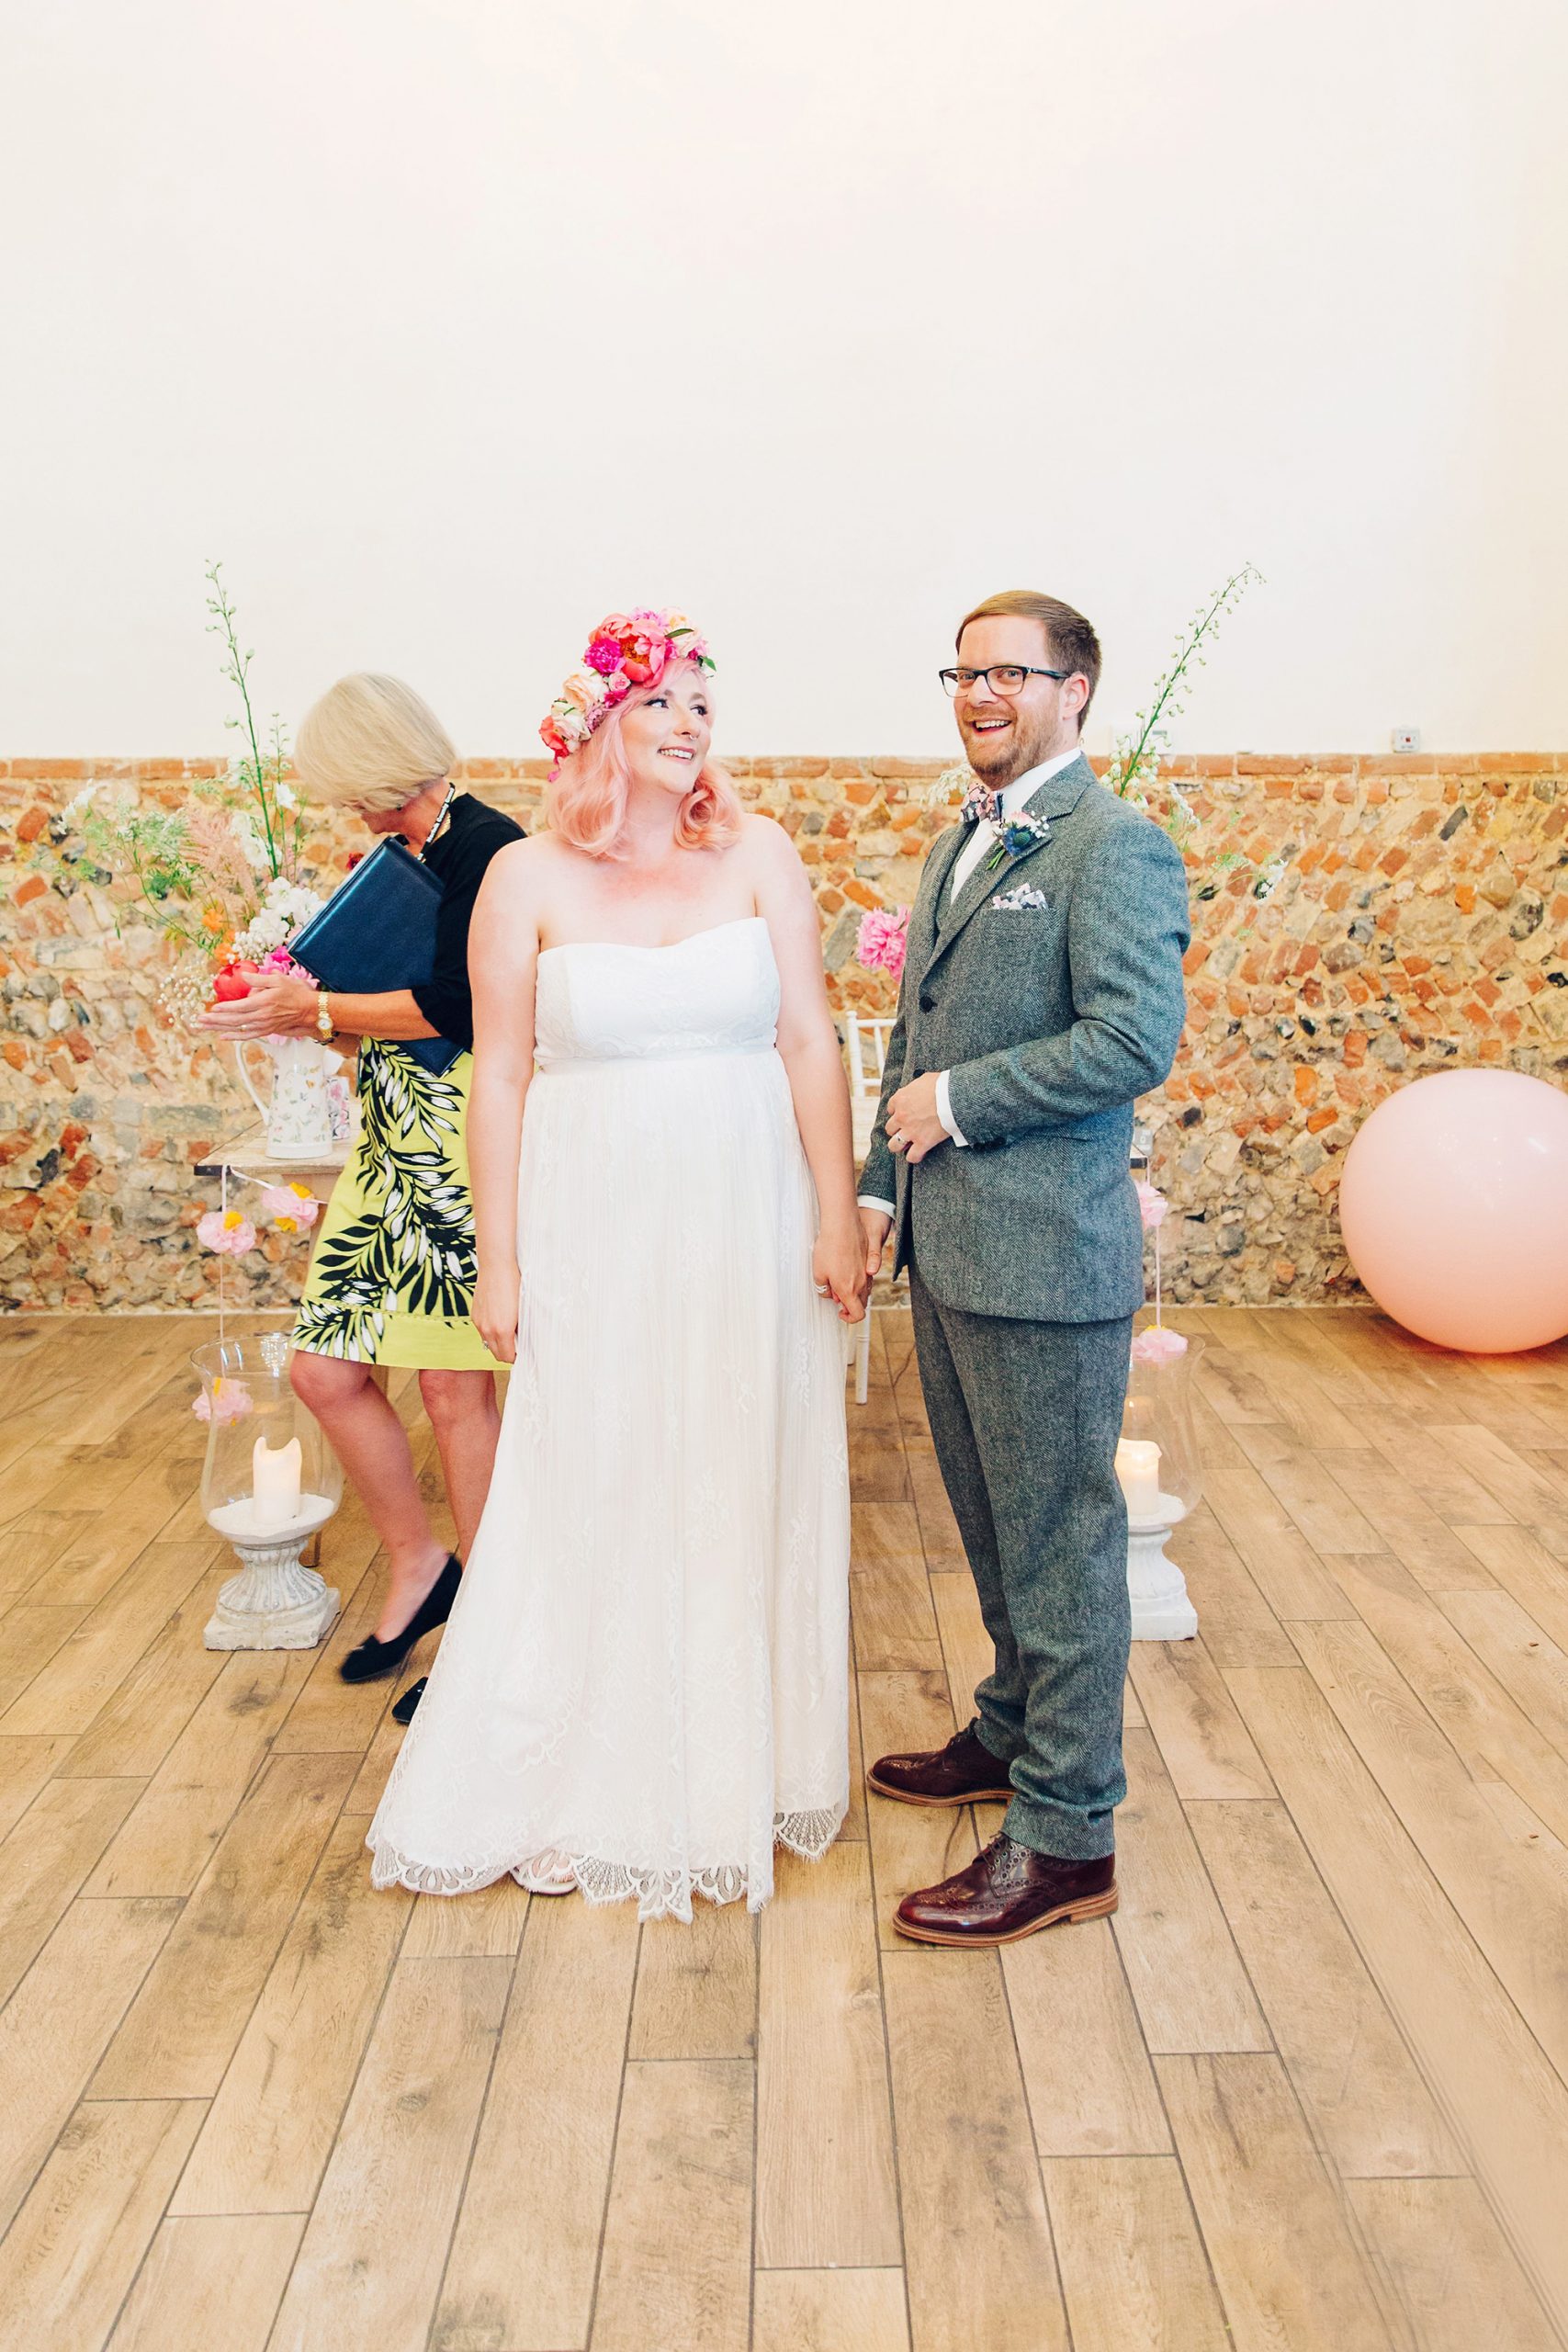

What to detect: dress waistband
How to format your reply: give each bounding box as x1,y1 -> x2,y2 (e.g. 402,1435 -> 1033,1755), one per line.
534,1039 -> 778,1076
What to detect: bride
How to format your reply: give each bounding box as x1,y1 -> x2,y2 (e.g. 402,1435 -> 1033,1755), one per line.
367,609 -> 864,1917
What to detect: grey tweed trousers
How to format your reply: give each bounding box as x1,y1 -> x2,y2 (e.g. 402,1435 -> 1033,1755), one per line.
908,1255 -> 1133,1860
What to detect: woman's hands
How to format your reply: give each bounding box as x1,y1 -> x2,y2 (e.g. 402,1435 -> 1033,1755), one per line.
473,1261 -> 521,1364
199,972 -> 321,1040
814,1222 -> 871,1323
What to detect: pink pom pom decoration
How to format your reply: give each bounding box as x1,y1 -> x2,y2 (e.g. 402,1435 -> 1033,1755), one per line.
197,1208 -> 257,1256
259,1182 -> 321,1233
1131,1324 -> 1189,1364
192,1378 -> 254,1423
856,906 -> 909,982
1135,1179 -> 1168,1230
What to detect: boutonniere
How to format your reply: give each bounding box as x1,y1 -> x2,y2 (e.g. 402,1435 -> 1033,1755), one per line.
986,808 -> 1052,872
990,883 -> 1050,912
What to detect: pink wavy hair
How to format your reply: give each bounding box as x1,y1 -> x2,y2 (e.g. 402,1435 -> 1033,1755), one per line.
547,665 -> 743,860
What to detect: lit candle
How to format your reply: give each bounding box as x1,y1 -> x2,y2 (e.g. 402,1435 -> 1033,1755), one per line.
252,1434 -> 303,1531
1116,1438 -> 1163,1520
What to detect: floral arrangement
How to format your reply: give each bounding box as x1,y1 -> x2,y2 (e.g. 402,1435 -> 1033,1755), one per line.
45,565 -> 325,1017
540,608 -> 714,767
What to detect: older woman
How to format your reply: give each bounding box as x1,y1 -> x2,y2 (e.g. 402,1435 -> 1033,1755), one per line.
201,674 -> 523,1705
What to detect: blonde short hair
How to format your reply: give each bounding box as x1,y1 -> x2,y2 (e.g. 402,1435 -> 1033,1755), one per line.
293,673 -> 457,814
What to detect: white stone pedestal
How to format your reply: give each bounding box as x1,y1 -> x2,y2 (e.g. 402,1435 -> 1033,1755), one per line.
204,1537 -> 340,1651
1128,1522 -> 1198,1643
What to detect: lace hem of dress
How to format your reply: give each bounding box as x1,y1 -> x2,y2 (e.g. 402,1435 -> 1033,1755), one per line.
367,1803 -> 845,1921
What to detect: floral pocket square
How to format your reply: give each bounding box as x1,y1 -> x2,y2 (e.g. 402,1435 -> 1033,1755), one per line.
990,883 -> 1050,912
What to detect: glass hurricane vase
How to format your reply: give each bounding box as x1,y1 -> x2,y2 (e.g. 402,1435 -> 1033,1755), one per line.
191,1331 -> 343,1650
1116,1322 -> 1205,1641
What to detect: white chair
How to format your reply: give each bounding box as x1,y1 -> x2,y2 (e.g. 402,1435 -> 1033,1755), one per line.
843,1013 -> 902,1405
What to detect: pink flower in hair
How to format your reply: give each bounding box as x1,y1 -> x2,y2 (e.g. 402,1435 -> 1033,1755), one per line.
539,606 -> 716,773
856,905 -> 909,981
619,636 -> 661,684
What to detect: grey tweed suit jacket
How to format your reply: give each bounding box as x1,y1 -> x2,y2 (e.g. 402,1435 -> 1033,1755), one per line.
862,754 -> 1190,1323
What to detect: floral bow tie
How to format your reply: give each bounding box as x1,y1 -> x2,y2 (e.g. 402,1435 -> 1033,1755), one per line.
960,782 -> 1005,828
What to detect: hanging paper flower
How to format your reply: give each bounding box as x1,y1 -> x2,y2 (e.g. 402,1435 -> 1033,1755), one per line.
1131,1324 -> 1189,1363
197,1207 -> 257,1255
259,1181 -> 321,1233
192,1377 -> 254,1423
1135,1179 -> 1168,1230
856,905 -> 909,982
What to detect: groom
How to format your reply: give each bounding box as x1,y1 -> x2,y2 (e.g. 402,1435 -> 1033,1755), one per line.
859,589 -> 1190,1945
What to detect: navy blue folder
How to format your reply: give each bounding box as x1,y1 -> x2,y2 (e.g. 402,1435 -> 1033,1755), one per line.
287,839 -> 463,1075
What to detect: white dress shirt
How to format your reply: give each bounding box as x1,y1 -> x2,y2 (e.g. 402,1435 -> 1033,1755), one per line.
858,748 -> 1080,1218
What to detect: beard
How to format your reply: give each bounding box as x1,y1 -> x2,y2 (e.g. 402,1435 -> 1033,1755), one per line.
962,708 -> 1058,786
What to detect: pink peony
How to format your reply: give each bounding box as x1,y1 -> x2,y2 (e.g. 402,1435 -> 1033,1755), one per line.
585,636 -> 624,675
856,905 -> 909,982
197,1207 -> 256,1255
1135,1178 -> 1168,1230
260,1181 -> 321,1233
619,634 -> 662,684
1131,1324 -> 1189,1363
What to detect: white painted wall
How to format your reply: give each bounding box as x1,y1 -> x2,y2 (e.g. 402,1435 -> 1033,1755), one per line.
3,0 -> 1563,755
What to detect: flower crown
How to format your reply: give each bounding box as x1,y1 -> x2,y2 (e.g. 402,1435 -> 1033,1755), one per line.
540,609 -> 715,767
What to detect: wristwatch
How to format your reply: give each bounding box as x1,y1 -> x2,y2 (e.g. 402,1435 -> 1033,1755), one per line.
315,990 -> 333,1043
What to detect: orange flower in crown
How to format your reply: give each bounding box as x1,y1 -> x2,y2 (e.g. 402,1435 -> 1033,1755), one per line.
540,608 -> 714,768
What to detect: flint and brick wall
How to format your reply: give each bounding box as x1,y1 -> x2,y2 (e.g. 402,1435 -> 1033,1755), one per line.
3,752 -> 1565,1314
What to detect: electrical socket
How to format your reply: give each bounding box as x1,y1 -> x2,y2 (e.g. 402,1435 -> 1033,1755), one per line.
1391,727 -> 1421,753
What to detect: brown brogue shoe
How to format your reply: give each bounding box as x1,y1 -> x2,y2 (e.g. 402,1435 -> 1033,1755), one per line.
866,1721 -> 1015,1808
893,1832 -> 1117,1947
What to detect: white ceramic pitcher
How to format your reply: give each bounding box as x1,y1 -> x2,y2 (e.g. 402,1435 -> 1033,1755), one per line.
235,1037 -> 338,1159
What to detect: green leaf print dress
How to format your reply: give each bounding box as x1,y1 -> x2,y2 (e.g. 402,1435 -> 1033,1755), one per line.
292,793 -> 524,1369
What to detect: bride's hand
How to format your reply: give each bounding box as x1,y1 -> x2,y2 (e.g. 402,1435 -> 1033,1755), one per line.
473,1262 -> 521,1364
814,1227 -> 870,1323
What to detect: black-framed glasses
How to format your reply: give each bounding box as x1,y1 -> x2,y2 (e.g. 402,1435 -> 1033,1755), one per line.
939,663 -> 1070,698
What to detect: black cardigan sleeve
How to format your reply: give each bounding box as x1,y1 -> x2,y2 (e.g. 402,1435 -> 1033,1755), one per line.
409,801 -> 525,1049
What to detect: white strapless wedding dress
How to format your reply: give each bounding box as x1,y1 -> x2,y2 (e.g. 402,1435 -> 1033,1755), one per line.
367,917 -> 851,1919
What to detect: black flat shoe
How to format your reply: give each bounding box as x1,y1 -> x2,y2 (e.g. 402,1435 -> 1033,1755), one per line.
339,1555 -> 461,1685
391,1678 -> 426,1725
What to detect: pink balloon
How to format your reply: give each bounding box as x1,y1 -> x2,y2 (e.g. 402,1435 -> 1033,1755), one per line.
1338,1071 -> 1568,1352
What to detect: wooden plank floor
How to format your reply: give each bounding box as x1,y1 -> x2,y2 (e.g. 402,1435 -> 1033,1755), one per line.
2,1306 -> 1567,2350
